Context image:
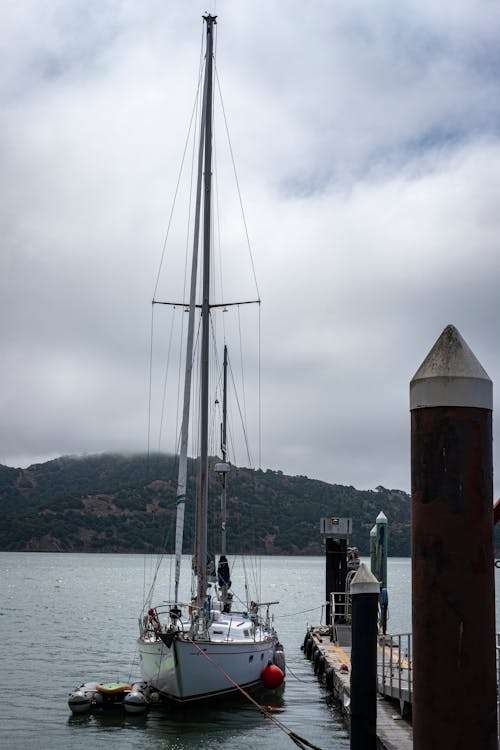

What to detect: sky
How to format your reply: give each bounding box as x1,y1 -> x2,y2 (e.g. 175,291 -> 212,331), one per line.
2,0 -> 500,496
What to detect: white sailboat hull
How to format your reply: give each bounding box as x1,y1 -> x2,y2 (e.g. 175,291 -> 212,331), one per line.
138,635 -> 277,701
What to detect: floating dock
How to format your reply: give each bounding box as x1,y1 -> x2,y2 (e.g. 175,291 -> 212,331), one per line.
303,626 -> 413,750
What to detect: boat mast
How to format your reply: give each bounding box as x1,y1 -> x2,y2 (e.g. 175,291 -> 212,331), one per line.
220,344 -> 228,556
196,13 -> 216,619
173,48 -> 208,605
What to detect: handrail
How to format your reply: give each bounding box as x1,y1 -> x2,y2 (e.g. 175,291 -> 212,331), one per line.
379,629 -> 500,725
377,632 -> 412,714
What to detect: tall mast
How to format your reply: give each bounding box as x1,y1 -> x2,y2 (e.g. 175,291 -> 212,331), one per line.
220,344 -> 228,555
196,13 -> 216,616
173,47 -> 208,605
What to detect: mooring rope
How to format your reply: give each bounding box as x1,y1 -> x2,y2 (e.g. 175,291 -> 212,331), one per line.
186,638 -> 324,750
283,662 -> 311,684
278,605 -> 324,618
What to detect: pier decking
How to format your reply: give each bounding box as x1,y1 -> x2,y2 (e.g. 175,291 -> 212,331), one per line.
304,626 -> 413,750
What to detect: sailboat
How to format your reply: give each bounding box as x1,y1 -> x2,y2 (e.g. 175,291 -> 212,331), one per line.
137,14 -> 285,703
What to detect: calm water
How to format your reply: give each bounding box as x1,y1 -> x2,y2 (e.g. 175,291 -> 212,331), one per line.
1,553 -> 496,750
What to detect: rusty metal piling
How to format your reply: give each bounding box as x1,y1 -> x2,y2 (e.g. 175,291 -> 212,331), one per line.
410,324 -> 497,749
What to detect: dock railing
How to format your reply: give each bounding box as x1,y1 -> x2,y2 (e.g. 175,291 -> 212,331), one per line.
330,591 -> 352,623
378,631 -> 500,723
378,632 -> 412,715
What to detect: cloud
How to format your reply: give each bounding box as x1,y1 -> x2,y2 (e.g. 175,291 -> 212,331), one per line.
2,0 -> 500,500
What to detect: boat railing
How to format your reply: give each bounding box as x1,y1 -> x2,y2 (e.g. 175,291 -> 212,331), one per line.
144,601 -> 274,642
140,603 -> 194,638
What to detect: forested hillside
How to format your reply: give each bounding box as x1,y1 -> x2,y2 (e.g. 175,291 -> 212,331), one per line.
0,453 -> 412,554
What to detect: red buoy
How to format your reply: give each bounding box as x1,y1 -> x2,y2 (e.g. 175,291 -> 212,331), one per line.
261,663 -> 284,689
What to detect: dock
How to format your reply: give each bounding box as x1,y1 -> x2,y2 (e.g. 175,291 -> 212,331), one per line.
303,626 -> 413,750
303,327 -> 500,749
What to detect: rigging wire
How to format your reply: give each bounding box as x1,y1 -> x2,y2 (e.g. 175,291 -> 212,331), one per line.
214,63 -> 261,300
279,605 -> 325,618
173,308 -> 186,455
144,23 -> 206,607
174,28 -> 207,458
258,304 -> 262,468
228,353 -> 254,467
147,304 -> 155,460
212,58 -> 264,574
211,100 -> 228,348
183,27 -> 205,305
152,87 -> 201,301
145,15 -> 266,625
152,24 -> 206,301
237,305 -> 249,455
141,516 -> 176,614
157,308 -> 179,451
148,22 -> 211,604
146,306 -> 167,604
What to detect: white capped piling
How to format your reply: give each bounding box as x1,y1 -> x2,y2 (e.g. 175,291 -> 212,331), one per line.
410,324 -> 497,749
375,511 -> 388,635
374,511 -> 388,590
350,562 -> 380,750
369,525 -> 377,576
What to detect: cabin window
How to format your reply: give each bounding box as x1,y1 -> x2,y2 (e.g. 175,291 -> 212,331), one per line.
249,655 -> 254,662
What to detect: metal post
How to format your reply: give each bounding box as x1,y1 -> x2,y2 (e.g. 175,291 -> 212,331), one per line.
350,563 -> 380,750
410,324 -> 497,749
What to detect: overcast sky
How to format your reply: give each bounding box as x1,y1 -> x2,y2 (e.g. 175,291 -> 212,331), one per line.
2,0 -> 500,496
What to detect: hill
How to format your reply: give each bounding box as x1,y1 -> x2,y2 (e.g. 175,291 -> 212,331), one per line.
0,453 -> 411,555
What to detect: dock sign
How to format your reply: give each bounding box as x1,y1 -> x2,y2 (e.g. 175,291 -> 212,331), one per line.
320,517 -> 352,537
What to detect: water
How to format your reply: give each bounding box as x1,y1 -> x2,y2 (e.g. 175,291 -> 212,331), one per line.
1,554 -> 496,749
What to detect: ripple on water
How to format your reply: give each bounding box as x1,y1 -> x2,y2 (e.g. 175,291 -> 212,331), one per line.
2,553 -> 435,750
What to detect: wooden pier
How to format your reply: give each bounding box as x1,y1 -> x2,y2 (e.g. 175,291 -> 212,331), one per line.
303,626 -> 413,750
